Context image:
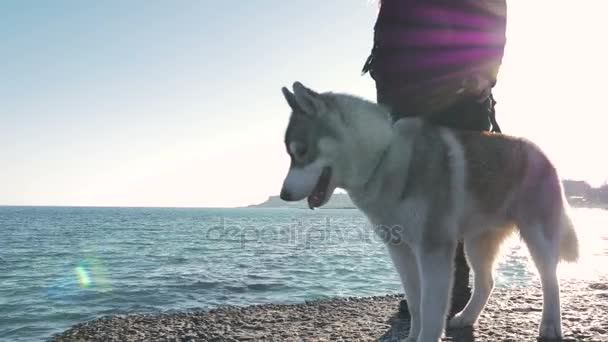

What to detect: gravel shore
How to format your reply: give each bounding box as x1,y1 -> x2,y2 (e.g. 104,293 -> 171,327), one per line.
51,277 -> 608,342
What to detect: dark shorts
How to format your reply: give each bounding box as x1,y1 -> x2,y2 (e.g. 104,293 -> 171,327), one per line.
382,92 -> 500,133
425,94 -> 498,132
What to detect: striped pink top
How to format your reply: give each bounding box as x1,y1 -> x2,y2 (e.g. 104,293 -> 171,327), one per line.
364,0 -> 507,116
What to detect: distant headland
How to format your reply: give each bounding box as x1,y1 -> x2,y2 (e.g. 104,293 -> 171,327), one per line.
248,180 -> 608,209
562,179 -> 608,208
246,193 -> 356,209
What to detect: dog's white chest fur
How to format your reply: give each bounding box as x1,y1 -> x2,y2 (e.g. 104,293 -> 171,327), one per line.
364,198 -> 429,246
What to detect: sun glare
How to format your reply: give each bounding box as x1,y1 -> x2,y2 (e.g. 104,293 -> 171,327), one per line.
493,1 -> 608,188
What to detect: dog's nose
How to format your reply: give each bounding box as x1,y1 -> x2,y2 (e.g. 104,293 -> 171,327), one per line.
280,189 -> 292,201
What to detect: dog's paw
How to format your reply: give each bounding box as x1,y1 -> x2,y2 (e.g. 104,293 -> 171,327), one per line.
448,313 -> 475,329
539,320 -> 562,340
403,330 -> 419,342
404,338 -> 440,342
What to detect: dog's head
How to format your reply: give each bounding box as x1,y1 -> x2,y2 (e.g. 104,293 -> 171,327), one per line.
279,82 -> 341,209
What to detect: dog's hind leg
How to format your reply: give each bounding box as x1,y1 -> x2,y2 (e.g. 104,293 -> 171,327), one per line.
416,241 -> 457,342
449,228 -> 513,328
388,243 -> 421,341
520,225 -> 563,339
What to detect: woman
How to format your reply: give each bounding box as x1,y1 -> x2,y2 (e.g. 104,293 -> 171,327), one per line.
362,0 -> 507,316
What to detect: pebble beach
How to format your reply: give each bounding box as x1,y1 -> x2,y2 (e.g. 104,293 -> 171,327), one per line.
51,277 -> 608,342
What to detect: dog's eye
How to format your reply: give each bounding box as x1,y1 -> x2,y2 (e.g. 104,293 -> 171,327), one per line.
294,145 -> 307,159
289,142 -> 307,160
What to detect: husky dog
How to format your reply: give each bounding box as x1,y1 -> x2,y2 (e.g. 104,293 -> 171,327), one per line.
279,82 -> 579,342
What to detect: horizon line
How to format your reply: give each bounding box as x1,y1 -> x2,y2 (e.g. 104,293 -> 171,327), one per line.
0,204 -> 246,209
1,179 -> 604,209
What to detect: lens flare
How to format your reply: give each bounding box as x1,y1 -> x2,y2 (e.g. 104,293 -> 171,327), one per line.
71,258 -> 112,292
75,264 -> 92,288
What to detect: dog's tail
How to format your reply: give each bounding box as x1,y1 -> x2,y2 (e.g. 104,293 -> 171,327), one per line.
558,205 -> 579,263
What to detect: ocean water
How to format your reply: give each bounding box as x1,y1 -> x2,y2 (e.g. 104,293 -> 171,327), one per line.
1,207 -> 607,342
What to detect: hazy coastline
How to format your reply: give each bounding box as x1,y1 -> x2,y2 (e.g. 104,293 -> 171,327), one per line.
248,180 -> 608,210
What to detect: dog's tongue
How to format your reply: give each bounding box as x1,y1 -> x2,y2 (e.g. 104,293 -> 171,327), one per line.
307,167 -> 331,209
307,191 -> 325,209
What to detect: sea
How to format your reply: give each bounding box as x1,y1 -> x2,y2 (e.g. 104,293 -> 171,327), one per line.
1,206 -> 607,342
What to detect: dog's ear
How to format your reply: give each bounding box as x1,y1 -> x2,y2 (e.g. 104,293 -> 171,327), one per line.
291,82 -> 326,116
282,86 -> 303,113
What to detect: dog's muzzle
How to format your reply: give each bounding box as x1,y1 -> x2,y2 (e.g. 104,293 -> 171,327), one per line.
280,163 -> 324,202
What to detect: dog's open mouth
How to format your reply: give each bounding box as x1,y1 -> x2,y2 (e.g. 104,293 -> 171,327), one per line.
307,167 -> 332,209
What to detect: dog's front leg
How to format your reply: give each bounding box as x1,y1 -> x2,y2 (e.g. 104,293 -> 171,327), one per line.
387,243 -> 421,341
416,242 -> 456,342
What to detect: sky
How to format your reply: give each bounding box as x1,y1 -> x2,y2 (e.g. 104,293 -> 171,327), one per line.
1,0 -> 607,208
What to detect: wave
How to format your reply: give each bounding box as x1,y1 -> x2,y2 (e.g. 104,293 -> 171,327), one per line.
246,282 -> 289,292
178,281 -> 221,290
